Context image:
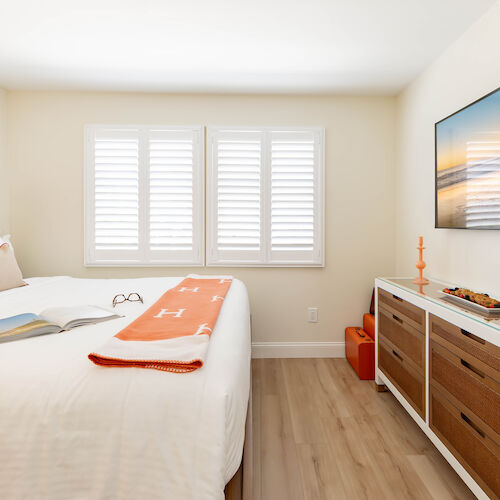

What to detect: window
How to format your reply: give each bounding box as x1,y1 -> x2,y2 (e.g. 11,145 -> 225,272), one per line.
206,127 -> 324,266
84,125 -> 204,266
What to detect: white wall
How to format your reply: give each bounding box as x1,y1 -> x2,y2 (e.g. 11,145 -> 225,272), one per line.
395,1 -> 500,297
7,91 -> 396,344
0,89 -> 8,234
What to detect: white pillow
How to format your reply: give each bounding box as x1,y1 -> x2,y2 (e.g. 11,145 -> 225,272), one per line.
0,235 -> 26,292
0,234 -> 15,253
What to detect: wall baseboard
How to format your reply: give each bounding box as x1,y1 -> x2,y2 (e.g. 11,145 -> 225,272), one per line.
251,341 -> 345,359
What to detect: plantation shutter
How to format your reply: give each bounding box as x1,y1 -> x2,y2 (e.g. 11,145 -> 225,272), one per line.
148,129 -> 204,263
85,125 -> 203,265
207,127 -> 324,266
206,129 -> 264,264
88,128 -> 141,262
270,130 -> 323,264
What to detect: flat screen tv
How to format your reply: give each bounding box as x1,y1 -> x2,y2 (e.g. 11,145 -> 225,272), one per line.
435,87 -> 500,229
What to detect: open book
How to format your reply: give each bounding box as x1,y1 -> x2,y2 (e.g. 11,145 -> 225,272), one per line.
0,306 -> 122,344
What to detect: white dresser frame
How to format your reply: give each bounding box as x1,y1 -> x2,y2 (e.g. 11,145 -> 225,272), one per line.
375,277 -> 500,500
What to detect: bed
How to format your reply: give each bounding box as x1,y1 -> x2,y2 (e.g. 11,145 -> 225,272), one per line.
0,276 -> 251,500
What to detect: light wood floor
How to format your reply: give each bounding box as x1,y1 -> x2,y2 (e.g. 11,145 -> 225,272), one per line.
252,358 -> 475,500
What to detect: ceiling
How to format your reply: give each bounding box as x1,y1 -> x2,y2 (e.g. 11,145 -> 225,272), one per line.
0,0 -> 496,94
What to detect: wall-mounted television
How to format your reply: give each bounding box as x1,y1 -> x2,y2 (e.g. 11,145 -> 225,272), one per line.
435,87 -> 500,229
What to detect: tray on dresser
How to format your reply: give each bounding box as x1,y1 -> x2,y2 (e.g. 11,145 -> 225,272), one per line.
439,291 -> 500,317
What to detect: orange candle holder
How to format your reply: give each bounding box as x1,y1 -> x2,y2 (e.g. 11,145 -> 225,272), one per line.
413,236 -> 429,286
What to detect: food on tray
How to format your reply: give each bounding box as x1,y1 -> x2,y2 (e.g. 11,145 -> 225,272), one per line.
443,287 -> 500,309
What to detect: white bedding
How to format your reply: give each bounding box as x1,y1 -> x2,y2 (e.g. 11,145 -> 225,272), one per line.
0,276 -> 251,500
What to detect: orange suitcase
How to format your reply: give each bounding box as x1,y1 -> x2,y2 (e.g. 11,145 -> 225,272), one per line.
363,313 -> 375,340
345,326 -> 375,380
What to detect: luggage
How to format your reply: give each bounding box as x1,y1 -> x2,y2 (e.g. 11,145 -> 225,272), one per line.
345,326 -> 375,380
363,313 -> 375,340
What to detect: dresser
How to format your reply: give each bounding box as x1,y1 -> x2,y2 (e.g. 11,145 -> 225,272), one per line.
375,278 -> 500,500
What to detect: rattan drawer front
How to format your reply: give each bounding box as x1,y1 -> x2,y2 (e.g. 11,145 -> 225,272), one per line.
379,306 -> 424,372
378,288 -> 425,333
430,314 -> 500,379
431,341 -> 500,439
430,388 -> 500,500
378,339 -> 425,418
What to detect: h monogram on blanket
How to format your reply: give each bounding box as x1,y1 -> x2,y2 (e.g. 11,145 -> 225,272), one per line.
88,277 -> 232,373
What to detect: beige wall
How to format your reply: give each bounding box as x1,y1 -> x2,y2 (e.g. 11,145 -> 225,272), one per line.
395,1 -> 500,297
7,91 -> 396,343
0,89 -> 8,234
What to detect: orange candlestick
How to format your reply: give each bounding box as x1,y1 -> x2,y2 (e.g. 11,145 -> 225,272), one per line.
413,236 -> 429,286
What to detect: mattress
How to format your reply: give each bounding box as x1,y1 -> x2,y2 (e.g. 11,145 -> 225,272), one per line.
0,276 -> 251,500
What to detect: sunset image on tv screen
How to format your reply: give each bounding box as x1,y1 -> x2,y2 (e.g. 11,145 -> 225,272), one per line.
436,88 -> 500,229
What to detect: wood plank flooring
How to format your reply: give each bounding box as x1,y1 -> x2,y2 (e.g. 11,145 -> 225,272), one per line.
252,358 -> 475,500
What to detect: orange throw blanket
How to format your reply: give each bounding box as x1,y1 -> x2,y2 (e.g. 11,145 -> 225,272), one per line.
88,277 -> 232,373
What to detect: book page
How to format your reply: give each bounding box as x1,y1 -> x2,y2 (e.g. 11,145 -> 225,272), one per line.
40,305 -> 120,330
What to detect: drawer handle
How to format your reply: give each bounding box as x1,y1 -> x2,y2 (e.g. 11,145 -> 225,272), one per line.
392,294 -> 403,302
460,359 -> 485,379
460,412 -> 485,438
392,314 -> 403,324
392,349 -> 403,362
460,329 -> 486,345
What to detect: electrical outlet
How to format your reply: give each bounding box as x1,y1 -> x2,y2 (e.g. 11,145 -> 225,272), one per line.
308,307 -> 318,323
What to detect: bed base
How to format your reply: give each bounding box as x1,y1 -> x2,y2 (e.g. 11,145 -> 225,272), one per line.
225,387 -> 252,500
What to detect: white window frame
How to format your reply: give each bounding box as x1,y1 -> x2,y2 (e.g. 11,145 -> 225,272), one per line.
84,124 -> 204,267
206,126 -> 325,267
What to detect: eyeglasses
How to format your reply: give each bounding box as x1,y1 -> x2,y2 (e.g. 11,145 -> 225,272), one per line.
112,292 -> 143,307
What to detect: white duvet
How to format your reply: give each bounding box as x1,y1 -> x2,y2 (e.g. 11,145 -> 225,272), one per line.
0,276 -> 251,500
